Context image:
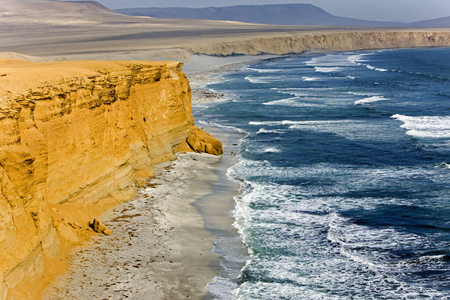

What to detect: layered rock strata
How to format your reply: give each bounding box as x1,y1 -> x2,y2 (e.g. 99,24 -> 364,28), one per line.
188,31 -> 450,57
0,59 -> 221,300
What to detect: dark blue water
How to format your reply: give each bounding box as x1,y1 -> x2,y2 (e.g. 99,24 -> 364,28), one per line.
196,48 -> 450,299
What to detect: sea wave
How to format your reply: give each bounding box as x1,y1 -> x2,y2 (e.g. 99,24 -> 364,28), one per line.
391,114 -> 450,138
314,67 -> 343,73
263,97 -> 325,107
348,91 -> 378,96
244,67 -> 284,73
245,75 -> 269,84
354,95 -> 389,105
347,53 -> 369,64
256,128 -> 284,134
250,120 -> 357,126
197,120 -> 247,133
365,64 -> 389,72
302,76 -> 321,81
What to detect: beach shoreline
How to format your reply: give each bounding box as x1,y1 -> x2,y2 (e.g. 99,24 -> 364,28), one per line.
33,53 -> 260,300
42,151 -> 228,299
3,20 -> 450,297
41,102 -> 248,300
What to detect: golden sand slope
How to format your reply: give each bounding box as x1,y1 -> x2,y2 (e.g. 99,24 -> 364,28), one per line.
0,59 -> 221,300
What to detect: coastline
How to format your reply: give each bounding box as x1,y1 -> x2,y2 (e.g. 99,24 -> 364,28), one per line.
3,22 -> 450,299
41,55 -> 252,299
42,152 -> 224,299
39,67 -> 242,300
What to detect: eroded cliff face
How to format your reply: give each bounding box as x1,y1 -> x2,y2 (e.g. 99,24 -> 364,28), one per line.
0,59 -> 221,300
188,31 -> 450,56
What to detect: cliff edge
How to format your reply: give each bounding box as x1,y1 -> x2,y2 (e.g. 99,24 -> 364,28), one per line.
0,59 -> 221,300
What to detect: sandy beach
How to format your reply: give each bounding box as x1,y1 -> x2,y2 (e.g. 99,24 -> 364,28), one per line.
41,119 -> 244,299
36,51 -> 254,299
42,152 -> 225,299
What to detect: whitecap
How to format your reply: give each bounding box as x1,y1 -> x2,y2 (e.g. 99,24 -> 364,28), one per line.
244,67 -> 284,73
435,162 -> 450,169
314,67 -> 343,73
245,75 -> 269,84
302,76 -> 321,81
256,128 -> 284,134
348,91 -> 378,96
366,64 -> 389,72
391,114 -> 450,138
249,120 -> 300,126
197,120 -> 247,133
264,147 -> 281,153
263,98 -> 324,107
347,53 -> 369,64
354,96 -> 389,105
418,255 -> 447,263
305,53 -> 355,67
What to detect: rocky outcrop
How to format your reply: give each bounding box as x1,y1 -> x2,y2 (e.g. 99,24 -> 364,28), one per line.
187,31 -> 450,56
0,59 -> 221,300
186,127 -> 223,156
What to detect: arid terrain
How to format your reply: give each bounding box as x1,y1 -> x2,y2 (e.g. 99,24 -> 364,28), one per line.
0,1 -> 449,299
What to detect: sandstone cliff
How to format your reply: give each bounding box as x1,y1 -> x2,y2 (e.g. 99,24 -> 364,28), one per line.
187,31 -> 450,57
0,59 -> 221,300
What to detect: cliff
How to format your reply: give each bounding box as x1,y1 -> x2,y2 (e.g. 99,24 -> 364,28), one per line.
187,31 -> 450,57
0,59 -> 221,300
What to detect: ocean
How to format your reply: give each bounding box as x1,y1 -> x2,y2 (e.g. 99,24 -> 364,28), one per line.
194,48 -> 450,299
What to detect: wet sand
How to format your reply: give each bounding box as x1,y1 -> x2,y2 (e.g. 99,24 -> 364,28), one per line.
42,113 -> 246,300
42,152 -> 227,299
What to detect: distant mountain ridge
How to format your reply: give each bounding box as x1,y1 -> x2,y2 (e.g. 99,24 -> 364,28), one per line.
115,3 -> 450,28
409,16 -> 450,28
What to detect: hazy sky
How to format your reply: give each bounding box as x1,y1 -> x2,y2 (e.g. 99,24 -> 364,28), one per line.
65,0 -> 450,22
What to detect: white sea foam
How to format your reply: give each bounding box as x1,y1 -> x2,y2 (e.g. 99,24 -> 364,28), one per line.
263,97 -> 298,106
347,53 -> 368,64
263,98 -> 325,107
249,120 -> 300,126
197,120 -> 247,133
314,67 -> 343,73
302,76 -> 321,81
348,91 -> 378,96
346,53 -> 390,72
250,119 -> 360,127
418,255 -> 447,263
206,276 -> 240,300
306,53 -> 354,67
392,114 -> 450,138
245,67 -> 284,73
256,128 -> 284,134
230,172 -> 448,299
366,64 -> 389,72
245,75 -> 269,84
346,75 -> 356,80
435,162 -> 450,169
263,147 -> 282,153
354,96 -> 389,105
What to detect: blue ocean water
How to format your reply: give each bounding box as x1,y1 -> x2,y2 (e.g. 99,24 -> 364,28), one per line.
196,48 -> 450,299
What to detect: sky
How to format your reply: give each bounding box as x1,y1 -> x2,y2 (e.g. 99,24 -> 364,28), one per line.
63,0 -> 450,22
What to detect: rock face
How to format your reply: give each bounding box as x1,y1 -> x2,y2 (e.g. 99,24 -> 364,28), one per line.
188,31 -> 450,57
186,127 -> 223,156
0,59 -> 221,299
